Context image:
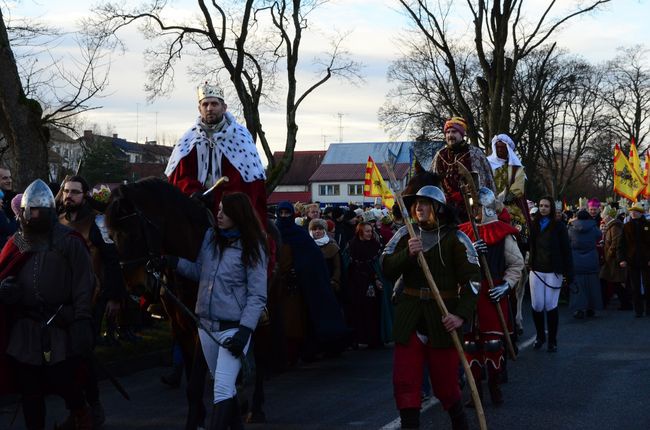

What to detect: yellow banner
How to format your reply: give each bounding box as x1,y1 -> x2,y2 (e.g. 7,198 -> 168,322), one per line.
613,143 -> 644,201
364,156 -> 395,209
629,138 -> 643,180
643,149 -> 650,198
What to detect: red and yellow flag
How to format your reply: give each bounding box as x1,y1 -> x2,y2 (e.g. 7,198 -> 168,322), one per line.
613,143 -> 644,201
629,138 -> 643,180
643,149 -> 650,198
364,156 -> 395,209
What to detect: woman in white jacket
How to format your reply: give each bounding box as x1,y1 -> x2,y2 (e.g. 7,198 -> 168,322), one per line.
172,192 -> 268,430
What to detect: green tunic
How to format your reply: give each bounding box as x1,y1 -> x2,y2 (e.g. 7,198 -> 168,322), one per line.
382,224 -> 481,348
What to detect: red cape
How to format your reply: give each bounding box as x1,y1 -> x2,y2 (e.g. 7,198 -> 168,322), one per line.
458,220 -> 519,246
0,236 -> 31,395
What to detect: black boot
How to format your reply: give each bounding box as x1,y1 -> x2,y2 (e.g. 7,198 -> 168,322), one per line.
161,363 -> 183,388
488,373 -> 503,406
209,397 -> 237,430
448,400 -> 469,430
546,307 -> 558,352
229,397 -> 244,430
531,310 -> 546,349
399,408 -> 420,429
464,381 -> 483,409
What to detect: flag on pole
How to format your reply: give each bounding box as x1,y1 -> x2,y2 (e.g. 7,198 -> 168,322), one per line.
364,156 -> 395,209
643,149 -> 650,198
613,143 -> 644,201
629,138 -> 643,180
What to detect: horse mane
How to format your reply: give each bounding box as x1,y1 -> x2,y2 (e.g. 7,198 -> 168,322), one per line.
402,169 -> 441,196
105,177 -> 209,231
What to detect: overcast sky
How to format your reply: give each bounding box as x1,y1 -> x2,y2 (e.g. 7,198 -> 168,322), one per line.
7,0 -> 650,162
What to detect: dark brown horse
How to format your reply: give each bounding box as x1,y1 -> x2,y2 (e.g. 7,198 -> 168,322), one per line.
104,177 -> 210,429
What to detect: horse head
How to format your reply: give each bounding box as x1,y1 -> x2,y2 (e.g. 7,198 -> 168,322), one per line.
104,177 -> 210,281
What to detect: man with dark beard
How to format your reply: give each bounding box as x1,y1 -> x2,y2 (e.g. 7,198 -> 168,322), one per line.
56,175 -> 126,428
0,179 -> 95,429
431,117 -> 495,222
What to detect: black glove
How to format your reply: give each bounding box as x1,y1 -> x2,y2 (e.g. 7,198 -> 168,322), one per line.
190,191 -> 214,209
472,239 -> 488,256
488,282 -> 510,302
223,326 -> 252,358
0,276 -> 22,304
148,255 -> 179,272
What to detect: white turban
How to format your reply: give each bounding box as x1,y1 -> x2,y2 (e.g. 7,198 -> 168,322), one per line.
487,133 -> 522,171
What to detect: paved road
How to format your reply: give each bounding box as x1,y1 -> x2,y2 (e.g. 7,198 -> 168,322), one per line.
1,299 -> 649,429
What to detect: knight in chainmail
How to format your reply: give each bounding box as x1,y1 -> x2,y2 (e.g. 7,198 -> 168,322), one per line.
381,185 -> 481,430
0,179 -> 95,429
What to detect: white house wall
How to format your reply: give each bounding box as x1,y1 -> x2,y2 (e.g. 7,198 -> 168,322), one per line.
310,180 -> 404,206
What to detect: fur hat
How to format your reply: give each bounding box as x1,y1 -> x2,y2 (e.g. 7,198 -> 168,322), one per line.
629,204 -> 645,213
443,117 -> 467,137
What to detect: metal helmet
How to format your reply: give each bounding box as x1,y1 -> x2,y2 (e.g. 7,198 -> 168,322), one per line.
477,187 -> 498,223
403,185 -> 446,210
21,179 -> 55,220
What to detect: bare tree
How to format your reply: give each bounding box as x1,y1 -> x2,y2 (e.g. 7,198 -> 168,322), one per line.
378,34 -> 480,141
396,0 -> 610,147
535,59 -> 609,197
92,0 -> 362,192
602,45 -> 650,152
0,7 -> 113,189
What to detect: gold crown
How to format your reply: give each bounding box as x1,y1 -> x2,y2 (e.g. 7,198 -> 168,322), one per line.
197,82 -> 224,102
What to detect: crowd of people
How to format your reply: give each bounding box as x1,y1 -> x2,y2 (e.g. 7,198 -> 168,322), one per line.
0,80 -> 648,430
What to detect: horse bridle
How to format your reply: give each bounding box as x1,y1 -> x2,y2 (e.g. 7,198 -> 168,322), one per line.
116,209 -> 163,272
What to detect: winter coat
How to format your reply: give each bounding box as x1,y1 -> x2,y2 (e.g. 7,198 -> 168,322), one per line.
600,219 -> 626,283
177,229 -> 268,331
618,217 -> 650,269
568,219 -> 601,275
529,217 -> 574,283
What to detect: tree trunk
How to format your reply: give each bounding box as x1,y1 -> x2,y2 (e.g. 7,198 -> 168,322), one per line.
0,10 -> 49,191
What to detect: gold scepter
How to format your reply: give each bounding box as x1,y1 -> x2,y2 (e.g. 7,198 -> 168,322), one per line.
455,162 -> 517,361
202,176 -> 230,197
382,156 -> 488,430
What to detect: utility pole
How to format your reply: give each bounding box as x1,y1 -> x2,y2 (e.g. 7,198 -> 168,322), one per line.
136,103 -> 140,143
154,111 -> 159,143
337,113 -> 344,143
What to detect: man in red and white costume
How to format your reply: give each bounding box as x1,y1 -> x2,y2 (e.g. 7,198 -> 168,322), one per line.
165,82 -> 267,225
459,187 -> 524,406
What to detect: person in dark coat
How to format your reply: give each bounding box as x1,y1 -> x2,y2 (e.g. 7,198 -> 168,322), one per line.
272,201 -> 348,364
618,204 -> 650,317
347,222 -> 384,348
568,210 -> 603,318
0,179 -> 95,429
599,208 -> 630,310
528,196 -> 573,352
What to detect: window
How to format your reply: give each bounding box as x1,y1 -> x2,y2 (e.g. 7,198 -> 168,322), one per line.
319,184 -> 340,196
348,184 -> 364,196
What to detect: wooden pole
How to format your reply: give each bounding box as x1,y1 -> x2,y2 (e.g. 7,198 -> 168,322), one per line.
383,163 -> 488,430
455,162 -> 517,361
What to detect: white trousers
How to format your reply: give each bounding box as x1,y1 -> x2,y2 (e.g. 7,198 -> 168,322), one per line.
529,271 -> 563,312
199,328 -> 251,403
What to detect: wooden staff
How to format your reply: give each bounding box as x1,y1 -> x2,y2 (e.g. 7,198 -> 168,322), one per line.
383,162 -> 488,430
455,162 -> 517,361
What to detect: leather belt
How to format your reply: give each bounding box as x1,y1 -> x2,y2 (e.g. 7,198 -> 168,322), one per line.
402,287 -> 458,300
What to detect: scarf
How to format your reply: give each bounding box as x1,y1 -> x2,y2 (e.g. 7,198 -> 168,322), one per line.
539,216 -> 550,232
165,112 -> 266,185
487,134 -> 522,171
311,233 -> 330,247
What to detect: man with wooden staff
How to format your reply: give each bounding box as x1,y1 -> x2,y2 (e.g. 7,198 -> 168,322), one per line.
458,187 -> 524,407
382,185 -> 481,430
